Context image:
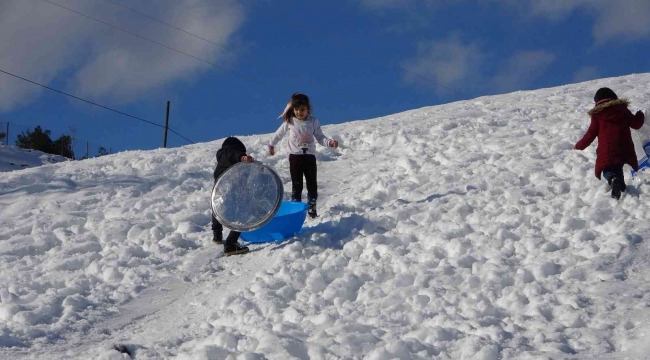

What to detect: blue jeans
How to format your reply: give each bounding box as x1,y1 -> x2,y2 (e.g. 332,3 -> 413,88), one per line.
603,165 -> 624,186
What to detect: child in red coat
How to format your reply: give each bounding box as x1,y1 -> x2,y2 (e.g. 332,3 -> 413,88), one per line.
574,87 -> 645,199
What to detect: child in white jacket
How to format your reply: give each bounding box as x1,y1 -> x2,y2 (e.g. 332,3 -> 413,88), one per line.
268,93 -> 339,218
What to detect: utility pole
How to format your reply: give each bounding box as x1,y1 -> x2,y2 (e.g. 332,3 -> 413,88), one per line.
5,122 -> 9,146
86,141 -> 89,159
163,101 -> 170,148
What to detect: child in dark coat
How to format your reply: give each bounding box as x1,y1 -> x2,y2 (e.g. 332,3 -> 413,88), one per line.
574,87 -> 645,199
212,137 -> 254,256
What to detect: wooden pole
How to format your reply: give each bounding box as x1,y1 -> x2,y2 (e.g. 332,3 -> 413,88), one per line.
86,141 -> 89,159
5,122 -> 9,146
163,101 -> 170,148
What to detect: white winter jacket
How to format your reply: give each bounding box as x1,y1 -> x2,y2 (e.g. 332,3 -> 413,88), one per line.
269,116 -> 333,156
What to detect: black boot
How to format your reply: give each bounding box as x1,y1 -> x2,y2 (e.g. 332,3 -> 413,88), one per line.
308,199 -> 317,219
611,177 -> 622,200
224,242 -> 249,256
212,232 -> 223,245
223,232 -> 248,256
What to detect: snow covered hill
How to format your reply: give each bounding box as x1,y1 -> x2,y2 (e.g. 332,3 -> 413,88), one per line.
0,144 -> 70,172
2,74 -> 650,360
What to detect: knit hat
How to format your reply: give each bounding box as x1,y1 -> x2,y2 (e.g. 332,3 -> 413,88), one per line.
594,87 -> 618,104
222,136 -> 246,153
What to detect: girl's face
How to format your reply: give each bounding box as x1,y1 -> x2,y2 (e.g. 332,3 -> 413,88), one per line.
294,105 -> 309,120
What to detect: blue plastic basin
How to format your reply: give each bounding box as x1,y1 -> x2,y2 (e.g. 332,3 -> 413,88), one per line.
240,201 -> 308,243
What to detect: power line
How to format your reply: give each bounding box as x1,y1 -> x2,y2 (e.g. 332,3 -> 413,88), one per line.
44,0 -> 468,108
41,0 -> 226,72
208,1 -> 467,97
41,0 -> 270,87
48,0 -> 467,98
101,0 -> 468,97
0,68 -> 195,144
102,0 -> 241,56
99,0 -> 324,90
0,120 -> 112,148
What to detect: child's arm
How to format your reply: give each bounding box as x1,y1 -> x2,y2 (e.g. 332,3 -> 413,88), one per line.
313,118 -> 338,148
268,122 -> 289,155
575,118 -> 599,150
228,148 -> 247,164
628,109 -> 645,130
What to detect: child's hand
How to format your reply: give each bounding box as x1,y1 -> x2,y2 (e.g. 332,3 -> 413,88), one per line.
240,155 -> 254,163
329,140 -> 339,148
268,145 -> 275,156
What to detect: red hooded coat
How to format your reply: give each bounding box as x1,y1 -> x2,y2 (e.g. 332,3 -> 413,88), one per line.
575,99 -> 645,179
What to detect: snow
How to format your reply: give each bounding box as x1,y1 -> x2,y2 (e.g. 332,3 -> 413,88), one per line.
0,144 -> 70,172
2,74 -> 650,359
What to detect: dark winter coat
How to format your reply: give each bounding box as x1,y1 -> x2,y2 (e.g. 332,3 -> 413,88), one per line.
575,99 -> 645,179
213,137 -> 247,181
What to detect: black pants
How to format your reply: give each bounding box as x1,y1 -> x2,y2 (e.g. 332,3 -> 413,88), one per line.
603,164 -> 626,189
289,154 -> 317,202
211,214 -> 241,244
603,165 -> 624,182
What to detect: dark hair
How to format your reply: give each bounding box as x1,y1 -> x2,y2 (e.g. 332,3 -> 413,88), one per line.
281,93 -> 312,123
594,87 -> 618,104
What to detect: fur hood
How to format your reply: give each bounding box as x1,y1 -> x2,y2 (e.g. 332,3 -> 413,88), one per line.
588,98 -> 630,116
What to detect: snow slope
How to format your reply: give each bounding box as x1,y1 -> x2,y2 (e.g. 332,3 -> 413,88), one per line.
0,144 -> 70,172
2,74 -> 650,359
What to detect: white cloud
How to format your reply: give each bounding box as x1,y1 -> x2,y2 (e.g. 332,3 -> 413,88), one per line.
573,66 -> 600,83
402,37 -> 556,95
591,0 -> 650,41
359,0 -> 650,42
0,0 -> 245,112
493,0 -> 650,41
493,50 -> 556,92
402,36 -> 484,94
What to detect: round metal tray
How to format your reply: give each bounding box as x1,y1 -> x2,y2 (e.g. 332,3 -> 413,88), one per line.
211,162 -> 284,232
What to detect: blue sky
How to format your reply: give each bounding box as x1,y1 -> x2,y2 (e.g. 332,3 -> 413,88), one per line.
1,0 -> 649,156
